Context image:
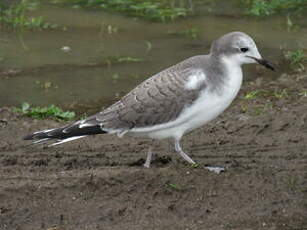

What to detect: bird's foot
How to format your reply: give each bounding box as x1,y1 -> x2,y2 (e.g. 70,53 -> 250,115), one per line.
204,166 -> 225,174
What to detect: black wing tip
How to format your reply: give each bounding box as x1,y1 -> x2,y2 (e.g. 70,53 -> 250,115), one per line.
23,134 -> 34,140
22,125 -> 107,141
23,132 -> 49,140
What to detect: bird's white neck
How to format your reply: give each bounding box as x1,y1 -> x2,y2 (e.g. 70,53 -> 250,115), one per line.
220,55 -> 243,99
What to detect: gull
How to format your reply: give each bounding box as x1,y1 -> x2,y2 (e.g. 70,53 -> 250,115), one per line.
23,31 -> 274,169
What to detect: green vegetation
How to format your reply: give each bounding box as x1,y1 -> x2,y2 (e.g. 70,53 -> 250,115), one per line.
166,183 -> 182,191
246,0 -> 307,16
240,103 -> 268,116
167,27 -> 200,38
35,80 -> 58,90
283,175 -> 302,193
241,86 -> 307,115
1,0 -> 306,29
112,56 -> 143,63
284,49 -> 306,70
103,55 -> 143,65
273,89 -> 289,98
244,89 -> 268,99
299,90 -> 307,97
14,102 -> 76,121
244,89 -> 289,100
51,0 -> 191,22
0,1 -> 58,30
99,23 -> 119,35
191,163 -> 199,168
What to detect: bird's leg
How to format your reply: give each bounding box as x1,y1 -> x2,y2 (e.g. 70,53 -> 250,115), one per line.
174,139 -> 196,165
144,146 -> 154,168
174,139 -> 224,173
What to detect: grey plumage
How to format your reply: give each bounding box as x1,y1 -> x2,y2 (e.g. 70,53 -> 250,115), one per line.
23,31 -> 274,168
89,55 -> 225,131
24,55 -> 212,140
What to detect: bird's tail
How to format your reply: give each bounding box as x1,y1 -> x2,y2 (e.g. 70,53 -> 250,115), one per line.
23,121 -> 106,146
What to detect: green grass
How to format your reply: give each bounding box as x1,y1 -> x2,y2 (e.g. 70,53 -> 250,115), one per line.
244,89 -> 289,100
167,27 -> 200,38
273,89 -> 289,98
103,55 -> 143,65
50,0 -> 191,22
112,56 -> 143,63
284,49 -> 306,70
166,183 -> 182,191
246,0 -> 307,16
0,1 -> 58,30
240,87 -> 300,116
14,102 -> 76,121
299,90 -> 307,97
244,89 -> 268,99
240,103 -> 268,116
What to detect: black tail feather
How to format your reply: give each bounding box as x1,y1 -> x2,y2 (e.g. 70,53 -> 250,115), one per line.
23,124 -> 106,141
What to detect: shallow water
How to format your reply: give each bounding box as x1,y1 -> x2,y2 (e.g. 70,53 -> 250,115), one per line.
0,1 -> 306,110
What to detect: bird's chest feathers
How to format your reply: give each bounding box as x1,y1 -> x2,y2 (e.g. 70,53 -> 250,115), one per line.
221,64 -> 243,100
181,64 -> 242,129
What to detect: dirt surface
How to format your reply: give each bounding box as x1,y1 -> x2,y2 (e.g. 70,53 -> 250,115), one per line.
0,72 -> 307,230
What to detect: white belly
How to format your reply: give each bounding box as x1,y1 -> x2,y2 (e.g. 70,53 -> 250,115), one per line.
130,60 -> 243,140
147,86 -> 240,139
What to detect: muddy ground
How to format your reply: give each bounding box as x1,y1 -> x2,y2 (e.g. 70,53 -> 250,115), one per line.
0,71 -> 307,230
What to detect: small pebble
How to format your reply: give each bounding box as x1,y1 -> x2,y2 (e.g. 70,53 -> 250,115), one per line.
61,46 -> 71,52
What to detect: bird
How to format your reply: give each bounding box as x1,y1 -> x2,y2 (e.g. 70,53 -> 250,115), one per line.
23,31 -> 274,169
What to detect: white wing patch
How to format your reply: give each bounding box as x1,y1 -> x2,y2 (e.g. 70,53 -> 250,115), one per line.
33,138 -> 51,144
49,136 -> 87,147
79,122 -> 95,128
34,128 -> 55,135
78,119 -> 98,129
185,70 -> 206,90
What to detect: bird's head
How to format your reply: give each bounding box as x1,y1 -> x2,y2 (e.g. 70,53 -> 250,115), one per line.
210,31 -> 274,71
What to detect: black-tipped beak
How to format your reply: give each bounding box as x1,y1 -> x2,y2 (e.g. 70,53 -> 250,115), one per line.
248,56 -> 275,71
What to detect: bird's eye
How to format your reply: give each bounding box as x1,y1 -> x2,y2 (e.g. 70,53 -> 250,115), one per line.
240,47 -> 249,53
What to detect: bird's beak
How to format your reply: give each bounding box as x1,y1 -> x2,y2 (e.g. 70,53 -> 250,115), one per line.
247,56 -> 275,71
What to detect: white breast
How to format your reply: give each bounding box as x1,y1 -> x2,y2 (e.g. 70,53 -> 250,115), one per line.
178,60 -> 243,135
130,57 -> 243,140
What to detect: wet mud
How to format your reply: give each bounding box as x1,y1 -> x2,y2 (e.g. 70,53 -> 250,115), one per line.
0,73 -> 306,230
